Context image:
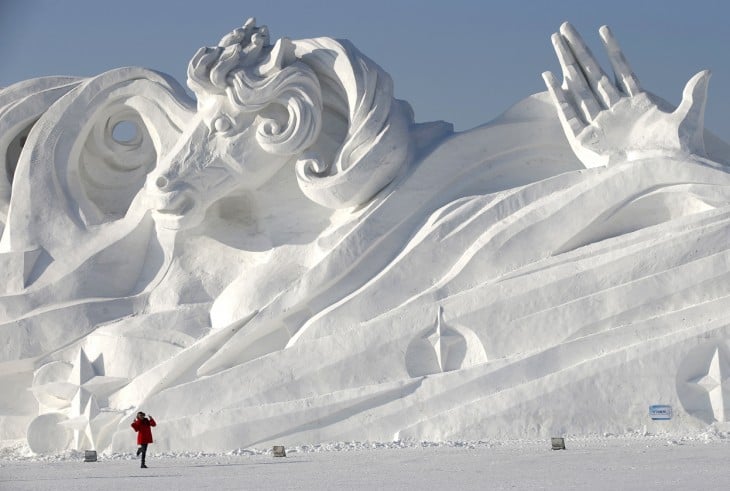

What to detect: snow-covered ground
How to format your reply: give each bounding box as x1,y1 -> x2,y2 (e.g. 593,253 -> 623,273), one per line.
2,433 -> 730,490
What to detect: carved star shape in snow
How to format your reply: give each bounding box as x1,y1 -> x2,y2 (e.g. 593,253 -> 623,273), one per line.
68,348 -> 129,401
59,348 -> 128,449
427,306 -> 464,372
62,392 -> 100,449
690,347 -> 730,422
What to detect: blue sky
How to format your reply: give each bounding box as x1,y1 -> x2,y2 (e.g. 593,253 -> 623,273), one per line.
2,0 -> 728,138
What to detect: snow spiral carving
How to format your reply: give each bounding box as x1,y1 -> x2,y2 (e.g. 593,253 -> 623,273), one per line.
185,18 -> 413,209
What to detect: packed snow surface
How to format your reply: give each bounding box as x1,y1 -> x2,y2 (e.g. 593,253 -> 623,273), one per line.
2,435 -> 730,490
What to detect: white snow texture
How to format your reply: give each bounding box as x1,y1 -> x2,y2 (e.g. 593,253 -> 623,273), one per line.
0,18 -> 729,455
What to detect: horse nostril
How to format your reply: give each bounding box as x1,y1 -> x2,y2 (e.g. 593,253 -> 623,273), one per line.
156,176 -> 169,190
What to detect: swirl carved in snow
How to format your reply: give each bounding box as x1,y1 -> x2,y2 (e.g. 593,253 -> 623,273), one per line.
1,19 -> 730,454
146,17 -> 413,233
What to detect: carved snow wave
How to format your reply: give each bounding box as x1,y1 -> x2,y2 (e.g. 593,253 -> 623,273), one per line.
117,154 -> 730,450
1,19 -> 730,455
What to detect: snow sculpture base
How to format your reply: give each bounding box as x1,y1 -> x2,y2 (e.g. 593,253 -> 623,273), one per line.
0,18 -> 729,454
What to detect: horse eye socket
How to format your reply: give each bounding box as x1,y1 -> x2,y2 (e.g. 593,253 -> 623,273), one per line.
213,117 -> 232,133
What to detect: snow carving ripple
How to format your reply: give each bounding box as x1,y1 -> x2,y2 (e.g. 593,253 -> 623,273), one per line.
0,19 -> 729,453
677,342 -> 730,424
405,307 -> 487,376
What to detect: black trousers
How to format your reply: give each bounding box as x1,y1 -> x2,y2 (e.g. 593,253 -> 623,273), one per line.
137,443 -> 148,465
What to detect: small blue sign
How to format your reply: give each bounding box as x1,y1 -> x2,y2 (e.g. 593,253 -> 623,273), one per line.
649,405 -> 672,420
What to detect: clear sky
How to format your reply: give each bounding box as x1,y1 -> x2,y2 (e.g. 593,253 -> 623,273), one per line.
2,0 -> 729,139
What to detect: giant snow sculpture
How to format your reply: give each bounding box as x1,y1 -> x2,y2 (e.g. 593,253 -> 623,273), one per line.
1,19 -> 729,453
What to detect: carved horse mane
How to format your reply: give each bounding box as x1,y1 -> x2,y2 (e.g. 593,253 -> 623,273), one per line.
185,18 -> 414,209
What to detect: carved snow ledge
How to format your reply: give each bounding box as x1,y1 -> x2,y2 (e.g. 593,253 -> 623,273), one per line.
0,247 -> 50,293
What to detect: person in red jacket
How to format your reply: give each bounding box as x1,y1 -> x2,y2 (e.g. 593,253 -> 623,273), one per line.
130,411 -> 156,468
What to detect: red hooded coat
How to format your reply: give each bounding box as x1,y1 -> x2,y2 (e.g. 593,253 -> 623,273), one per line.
131,417 -> 156,444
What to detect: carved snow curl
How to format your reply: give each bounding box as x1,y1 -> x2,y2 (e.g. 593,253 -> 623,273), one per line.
186,18 -> 413,209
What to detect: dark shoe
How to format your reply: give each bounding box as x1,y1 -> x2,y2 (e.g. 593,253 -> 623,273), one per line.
141,464 -> 148,468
